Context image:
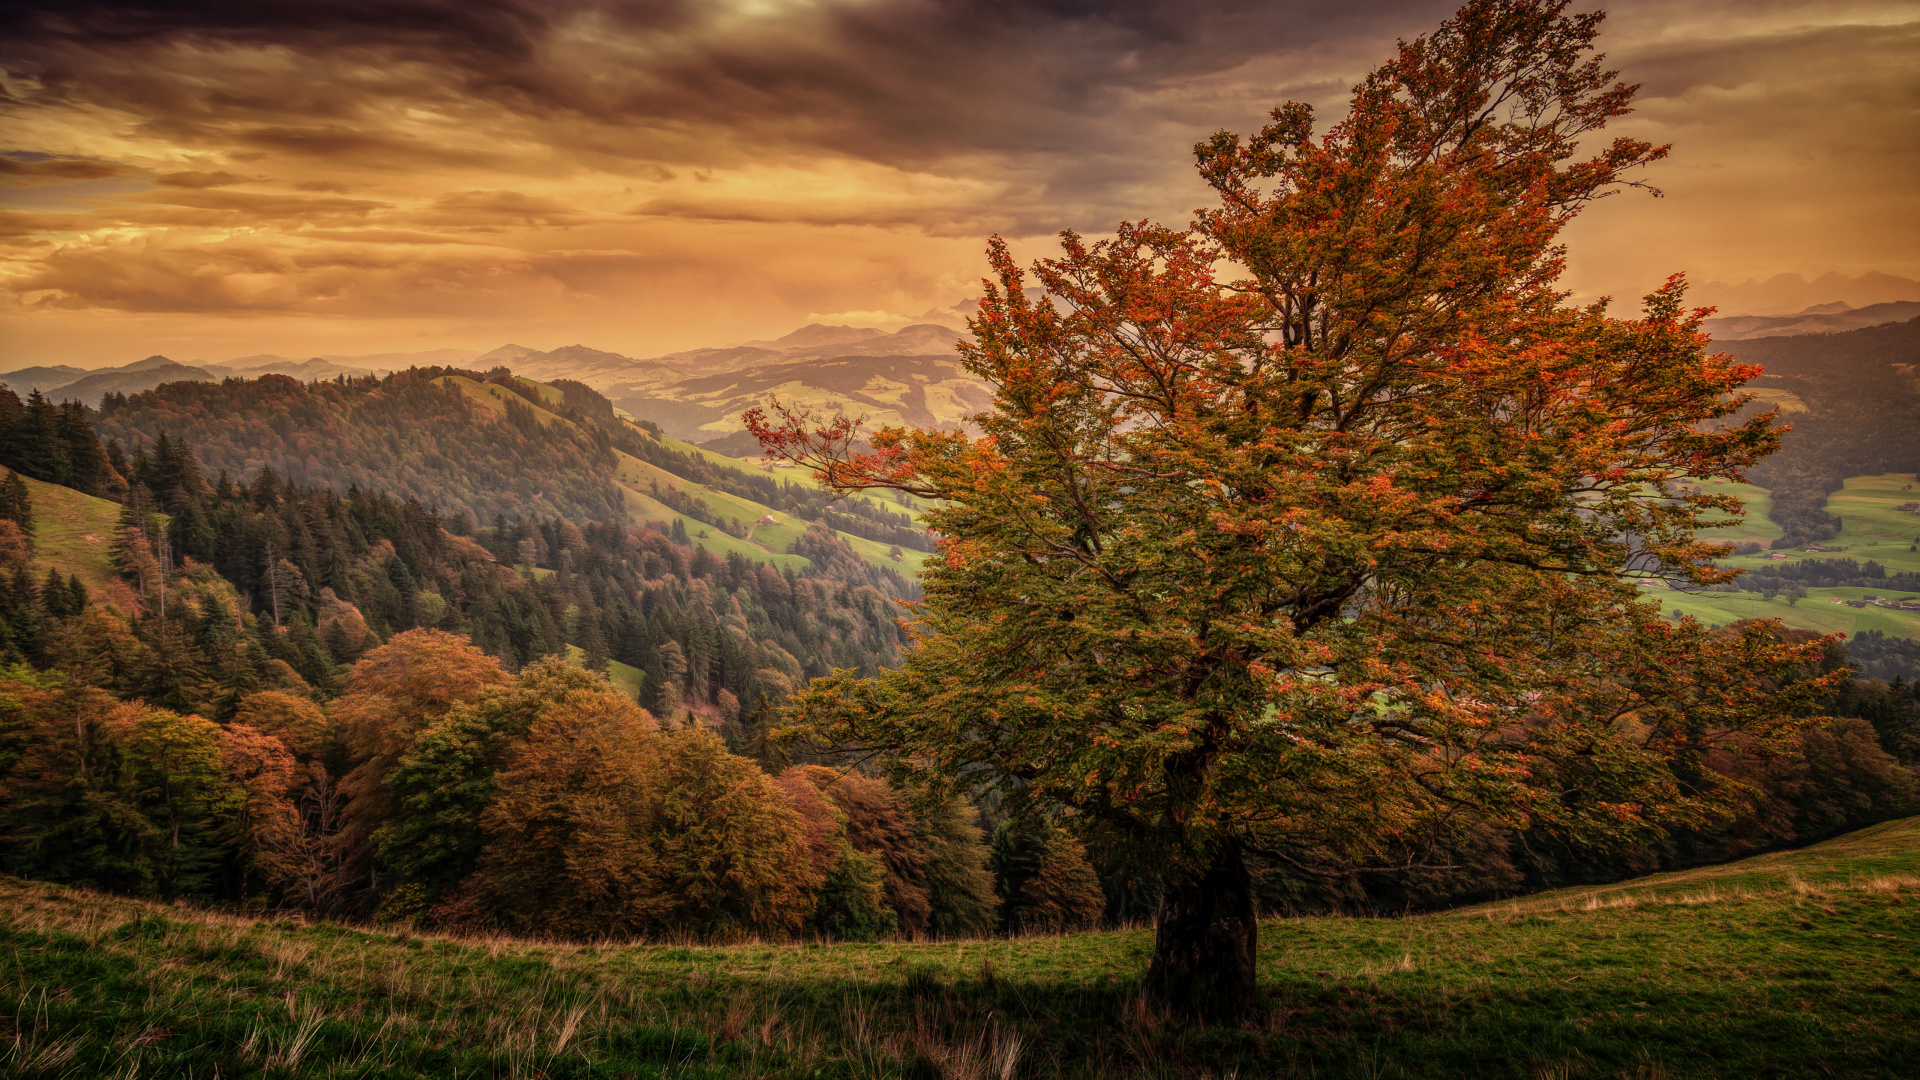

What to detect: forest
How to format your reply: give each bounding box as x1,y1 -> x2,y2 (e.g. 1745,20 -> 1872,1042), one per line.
0,0 -> 1908,966
0,372 -> 1119,937
0,362 -> 1911,940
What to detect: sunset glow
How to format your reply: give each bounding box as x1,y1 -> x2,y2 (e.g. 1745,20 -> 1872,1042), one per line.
2,0 -> 1916,365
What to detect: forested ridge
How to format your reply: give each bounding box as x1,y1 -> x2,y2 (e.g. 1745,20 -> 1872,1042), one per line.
1732,318 -> 1920,545
0,366 -> 1126,939
98,367 -> 937,560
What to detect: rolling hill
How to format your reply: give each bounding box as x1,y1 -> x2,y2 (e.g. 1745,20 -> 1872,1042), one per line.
1705,300 -> 1920,340
472,322 -> 988,441
0,354 -> 219,404
2,816 -> 1912,1078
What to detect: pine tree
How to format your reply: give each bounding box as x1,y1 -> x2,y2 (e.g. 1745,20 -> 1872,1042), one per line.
0,470 -> 33,538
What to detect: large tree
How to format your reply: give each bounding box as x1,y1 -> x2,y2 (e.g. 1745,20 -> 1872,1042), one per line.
750,0 -> 1837,1018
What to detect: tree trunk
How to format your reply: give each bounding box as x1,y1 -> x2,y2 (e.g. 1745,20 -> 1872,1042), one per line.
1144,836 -> 1259,1021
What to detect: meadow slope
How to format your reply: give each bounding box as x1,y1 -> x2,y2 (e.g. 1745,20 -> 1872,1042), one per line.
2,820 -> 1915,1079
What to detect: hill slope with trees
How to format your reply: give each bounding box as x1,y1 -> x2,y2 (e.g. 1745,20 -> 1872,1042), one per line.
1731,318 -> 1920,545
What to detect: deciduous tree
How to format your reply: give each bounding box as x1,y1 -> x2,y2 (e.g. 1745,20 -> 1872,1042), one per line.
753,0 -> 1841,1017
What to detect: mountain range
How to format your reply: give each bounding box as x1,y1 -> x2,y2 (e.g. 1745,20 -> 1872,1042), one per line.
1690,272 -> 1920,316
474,322 -> 985,440
0,348 -> 484,404
1702,300 -> 1920,341
12,278 -> 1920,443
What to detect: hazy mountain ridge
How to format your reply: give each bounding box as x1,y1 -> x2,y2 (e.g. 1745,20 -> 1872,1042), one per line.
467,321 -> 983,440
1693,271 -> 1920,316
1704,300 -> 1920,341
0,348 -> 484,404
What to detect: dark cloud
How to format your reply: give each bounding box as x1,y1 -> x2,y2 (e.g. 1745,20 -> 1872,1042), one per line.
0,0 -> 1431,216
0,0 -> 1911,360
153,169 -> 250,187
0,154 -> 127,184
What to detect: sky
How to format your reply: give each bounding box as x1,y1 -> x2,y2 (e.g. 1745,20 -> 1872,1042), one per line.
0,0 -> 1916,368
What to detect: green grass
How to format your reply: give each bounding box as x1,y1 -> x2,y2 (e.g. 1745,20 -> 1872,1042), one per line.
1819,473 -> 1920,573
1652,584 -> 1920,638
435,375 -> 578,431
19,474 -> 128,593
561,644 -> 646,699
1690,477 -> 1782,548
619,484 -> 813,572
616,451 -> 921,576
4,819 -> 1915,1078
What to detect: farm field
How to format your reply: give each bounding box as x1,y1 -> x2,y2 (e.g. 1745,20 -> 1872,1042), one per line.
1658,474 -> 1920,641
1690,477 -> 1783,548
2,818 -> 1914,1079
1653,584 -> 1920,638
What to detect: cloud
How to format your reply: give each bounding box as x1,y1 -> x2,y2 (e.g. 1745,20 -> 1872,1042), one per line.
0,0 -> 1912,363
0,154 -> 127,184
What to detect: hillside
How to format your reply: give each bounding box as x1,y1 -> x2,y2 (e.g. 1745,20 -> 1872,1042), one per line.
471,322 -> 988,442
96,370 -> 629,527
3,817 -> 1913,1079
89,367 -> 929,586
1705,299 -> 1920,340
1729,318 -> 1920,546
15,472 -> 125,592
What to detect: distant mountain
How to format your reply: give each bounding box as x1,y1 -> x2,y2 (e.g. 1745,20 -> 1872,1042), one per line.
44,356 -> 219,404
211,357 -> 379,381
1693,272 -> 1920,317
742,324 -> 886,351
471,322 -> 983,440
0,364 -> 87,391
477,343 -> 686,389
1705,301 -> 1920,341
615,352 -> 993,442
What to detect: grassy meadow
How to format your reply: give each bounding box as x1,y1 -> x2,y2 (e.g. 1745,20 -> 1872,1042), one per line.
3,819 -> 1915,1079
18,473 -> 128,593
1652,473 -> 1920,638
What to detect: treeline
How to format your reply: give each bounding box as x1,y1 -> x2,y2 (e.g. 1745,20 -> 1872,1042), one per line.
1848,631 -> 1920,689
1240,626 -> 1920,916
0,386 -> 126,498
1719,556 -> 1920,594
0,632 -> 1108,939
1732,319 -> 1920,545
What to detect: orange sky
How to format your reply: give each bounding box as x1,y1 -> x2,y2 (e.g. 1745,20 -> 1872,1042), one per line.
2,0 -> 1916,368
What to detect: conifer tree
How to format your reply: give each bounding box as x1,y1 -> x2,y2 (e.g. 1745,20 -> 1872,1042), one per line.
0,470 -> 33,539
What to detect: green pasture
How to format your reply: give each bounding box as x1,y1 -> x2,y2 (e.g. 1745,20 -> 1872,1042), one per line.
19,473 -> 129,593
1690,477 -> 1782,547
1652,583 -> 1920,638
561,643 -> 646,699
